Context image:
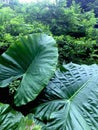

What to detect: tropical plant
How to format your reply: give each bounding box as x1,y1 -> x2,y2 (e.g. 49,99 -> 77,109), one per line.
0,33 -> 58,106
30,63 -> 98,130
0,103 -> 41,130
0,1 -> 98,129
17,116 -> 41,130
0,103 -> 23,130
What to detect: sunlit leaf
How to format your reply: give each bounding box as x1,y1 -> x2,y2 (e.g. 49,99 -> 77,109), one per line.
0,33 -> 58,106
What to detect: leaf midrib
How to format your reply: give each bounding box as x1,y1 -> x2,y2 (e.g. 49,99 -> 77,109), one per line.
22,45 -> 43,78
69,76 -> 93,101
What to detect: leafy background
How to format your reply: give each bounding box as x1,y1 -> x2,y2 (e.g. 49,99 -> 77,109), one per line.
0,0 -> 98,129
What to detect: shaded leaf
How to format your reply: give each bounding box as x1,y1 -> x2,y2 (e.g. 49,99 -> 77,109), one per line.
31,63 -> 98,130
0,103 -> 23,130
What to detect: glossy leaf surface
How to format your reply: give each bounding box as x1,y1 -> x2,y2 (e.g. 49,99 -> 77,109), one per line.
32,63 -> 98,130
0,103 -> 23,130
0,33 -> 58,106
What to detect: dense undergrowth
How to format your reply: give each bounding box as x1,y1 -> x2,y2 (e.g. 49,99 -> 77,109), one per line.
0,0 -> 98,129
0,0 -> 98,64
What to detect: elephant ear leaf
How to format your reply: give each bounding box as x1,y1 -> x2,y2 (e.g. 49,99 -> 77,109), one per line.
0,103 -> 23,130
0,33 -> 58,106
31,63 -> 98,130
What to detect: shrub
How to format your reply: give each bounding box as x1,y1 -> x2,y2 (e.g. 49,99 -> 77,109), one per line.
55,35 -> 98,65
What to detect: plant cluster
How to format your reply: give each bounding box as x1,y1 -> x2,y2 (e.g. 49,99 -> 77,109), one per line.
55,34 -> 98,65
0,3 -> 51,54
0,0 -> 98,129
10,0 -> 98,64
0,33 -> 58,129
1,42 -> 98,129
0,0 -> 98,64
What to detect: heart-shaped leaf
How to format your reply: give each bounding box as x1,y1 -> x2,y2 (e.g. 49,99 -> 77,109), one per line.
31,63 -> 98,130
0,33 -> 58,106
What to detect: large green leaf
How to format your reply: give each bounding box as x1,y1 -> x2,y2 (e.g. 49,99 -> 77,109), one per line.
31,63 -> 98,130
0,103 -> 41,130
0,33 -> 58,106
0,103 -> 23,130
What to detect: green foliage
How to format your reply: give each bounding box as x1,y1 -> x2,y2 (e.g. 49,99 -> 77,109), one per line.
9,79 -> 21,94
3,33 -> 14,44
20,0 -> 97,65
22,0 -> 97,66
0,1 -> 98,130
31,63 -> 98,130
17,117 -> 41,130
0,103 -> 23,130
0,33 -> 58,106
0,7 -> 15,25
0,4 -> 51,53
24,1 -> 96,37
55,35 -> 98,65
51,1 -> 97,65
1,61 -> 98,129
74,0 -> 98,14
29,21 -> 51,35
0,7 -> 15,48
0,103 -> 41,130
5,16 -> 50,37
